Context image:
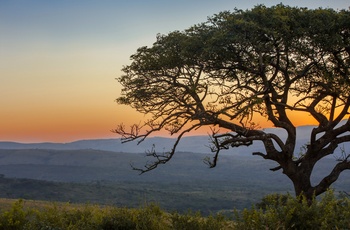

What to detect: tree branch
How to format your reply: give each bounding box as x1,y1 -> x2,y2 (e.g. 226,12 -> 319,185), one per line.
314,159 -> 350,196
131,123 -> 202,174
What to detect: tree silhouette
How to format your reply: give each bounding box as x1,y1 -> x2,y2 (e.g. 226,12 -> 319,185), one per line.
115,4 -> 350,201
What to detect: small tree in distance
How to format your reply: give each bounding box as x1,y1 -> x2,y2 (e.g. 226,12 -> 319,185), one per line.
114,4 -> 350,202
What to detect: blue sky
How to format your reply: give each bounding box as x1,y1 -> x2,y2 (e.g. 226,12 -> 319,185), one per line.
0,0 -> 349,142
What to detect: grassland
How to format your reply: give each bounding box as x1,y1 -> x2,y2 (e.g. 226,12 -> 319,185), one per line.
1,190 -> 350,229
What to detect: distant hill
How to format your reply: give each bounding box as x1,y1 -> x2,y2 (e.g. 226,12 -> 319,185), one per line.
0,122 -> 348,213
0,136 -> 214,154
0,148 -> 297,212
1,123 -> 348,157
0,146 -> 349,213
0,125 -> 313,153
0,148 -> 349,189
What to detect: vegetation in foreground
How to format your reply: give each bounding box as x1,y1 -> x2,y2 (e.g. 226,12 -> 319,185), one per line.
0,190 -> 349,229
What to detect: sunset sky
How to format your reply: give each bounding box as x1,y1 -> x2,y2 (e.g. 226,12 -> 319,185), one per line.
1,0 -> 349,143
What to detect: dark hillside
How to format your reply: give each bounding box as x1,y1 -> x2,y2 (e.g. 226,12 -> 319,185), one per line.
0,148 -> 349,214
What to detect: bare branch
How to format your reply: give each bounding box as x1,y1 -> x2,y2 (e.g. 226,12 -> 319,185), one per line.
252,151 -> 267,158
314,158 -> 350,196
131,123 -> 202,174
270,165 -> 282,171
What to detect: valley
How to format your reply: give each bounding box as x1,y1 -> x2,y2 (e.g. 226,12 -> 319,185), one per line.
0,146 -> 349,215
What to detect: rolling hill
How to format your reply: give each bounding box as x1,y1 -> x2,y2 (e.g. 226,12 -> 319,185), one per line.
0,122 -> 349,214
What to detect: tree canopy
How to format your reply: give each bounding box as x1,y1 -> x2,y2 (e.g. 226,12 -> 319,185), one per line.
115,4 -> 350,200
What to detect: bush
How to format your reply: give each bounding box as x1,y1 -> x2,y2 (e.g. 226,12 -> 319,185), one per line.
0,201 -> 173,230
100,207 -> 136,230
234,190 -> 350,230
0,191 -> 349,230
0,199 -> 28,230
171,210 -> 230,230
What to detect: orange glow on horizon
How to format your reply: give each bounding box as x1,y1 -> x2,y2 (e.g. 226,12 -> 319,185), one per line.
0,102 -> 326,143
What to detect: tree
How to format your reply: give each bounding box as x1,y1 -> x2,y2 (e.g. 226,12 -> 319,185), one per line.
115,4 -> 350,201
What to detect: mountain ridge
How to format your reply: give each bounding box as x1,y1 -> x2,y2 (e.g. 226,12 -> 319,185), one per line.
1,121 -> 348,155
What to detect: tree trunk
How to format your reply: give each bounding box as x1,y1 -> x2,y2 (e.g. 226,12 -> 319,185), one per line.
288,166 -> 315,203
292,179 -> 314,203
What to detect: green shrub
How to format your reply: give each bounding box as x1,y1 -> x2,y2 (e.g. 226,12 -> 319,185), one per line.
171,210 -> 231,230
26,204 -> 64,230
24,203 -> 102,230
256,193 -> 289,211
1,192 -> 349,230
0,199 -> 29,230
134,204 -> 167,230
100,207 -> 136,230
234,190 -> 350,230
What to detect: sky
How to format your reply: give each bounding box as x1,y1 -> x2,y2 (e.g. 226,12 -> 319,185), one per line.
1,0 -> 349,143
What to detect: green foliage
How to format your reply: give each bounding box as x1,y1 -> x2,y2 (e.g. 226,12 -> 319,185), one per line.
1,192 -> 350,229
100,207 -> 136,230
133,204 -> 167,230
0,199 -> 28,230
0,201 -> 169,230
255,193 -> 289,210
171,210 -> 230,230
234,190 -> 350,230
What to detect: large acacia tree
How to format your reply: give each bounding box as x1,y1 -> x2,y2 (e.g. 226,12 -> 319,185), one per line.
115,5 -> 350,201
